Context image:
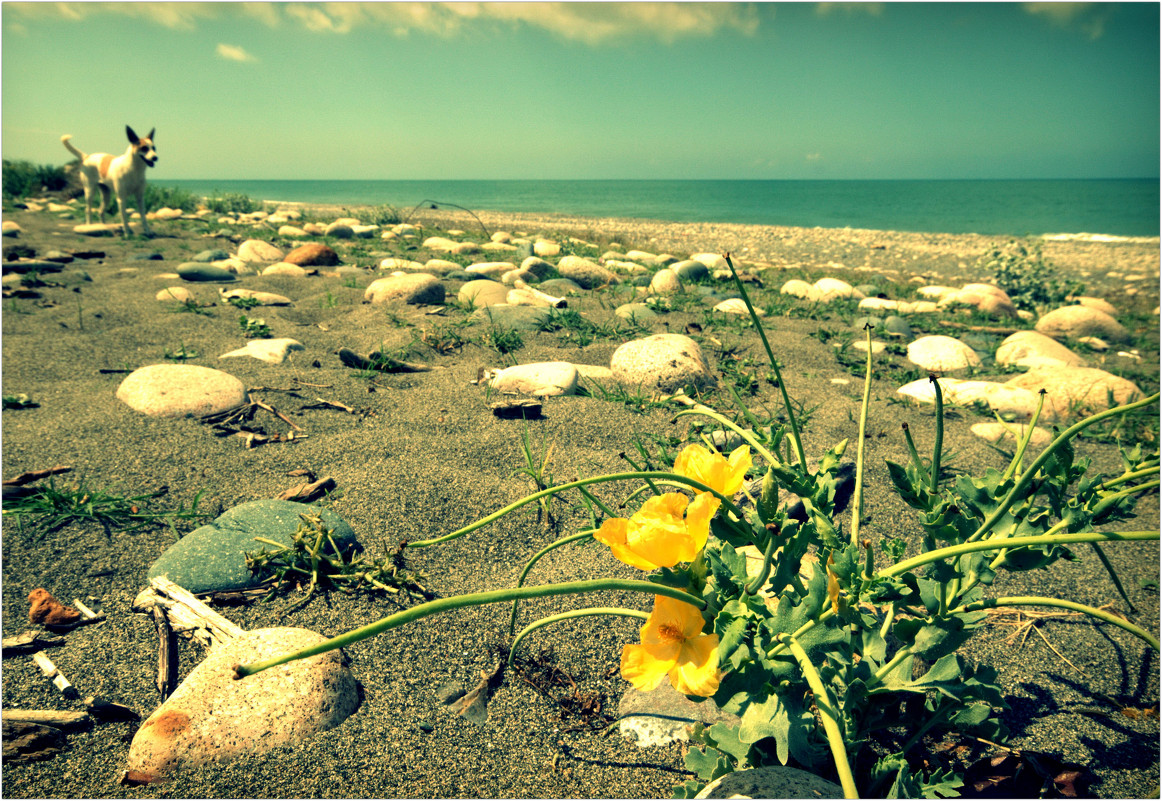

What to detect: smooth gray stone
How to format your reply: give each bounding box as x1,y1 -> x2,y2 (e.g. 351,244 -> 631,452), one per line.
853,315 -> 884,331
618,683 -> 739,747
193,249 -> 231,263
536,278 -> 583,296
670,259 -> 710,282
445,270 -> 475,282
2,259 -> 64,274
43,251 -> 74,263
883,315 -> 912,338
614,303 -> 658,324
696,766 -> 844,799
147,500 -> 359,593
177,262 -> 237,282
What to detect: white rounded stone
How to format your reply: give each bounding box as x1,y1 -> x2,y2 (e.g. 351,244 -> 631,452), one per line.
1036,305 -> 1131,343
489,362 -> 579,396
906,335 -> 982,373
610,334 -> 715,393
237,239 -> 285,263
996,330 -> 1088,369
116,364 -> 247,418
364,273 -> 444,305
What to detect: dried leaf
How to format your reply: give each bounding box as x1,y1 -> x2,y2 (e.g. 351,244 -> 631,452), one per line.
276,477 -> 336,503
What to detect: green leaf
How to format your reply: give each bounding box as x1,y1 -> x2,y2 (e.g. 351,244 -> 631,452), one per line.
684,746 -> 732,782
707,722 -> 751,764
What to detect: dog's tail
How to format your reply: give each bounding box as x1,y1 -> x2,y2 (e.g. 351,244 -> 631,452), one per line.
61,135 -> 86,161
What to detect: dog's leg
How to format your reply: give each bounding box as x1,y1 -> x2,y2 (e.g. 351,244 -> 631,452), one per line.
136,185 -> 151,236
98,183 -> 112,226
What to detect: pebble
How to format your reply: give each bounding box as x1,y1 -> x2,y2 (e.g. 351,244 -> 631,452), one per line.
262,263 -> 309,277
648,269 -> 682,295
537,278 -> 584,296
458,279 -> 509,308
472,304 -> 553,331
896,377 -> 1047,419
219,288 -> 292,306
618,682 -> 738,747
148,500 -> 358,593
465,262 -> 515,278
995,330 -> 1088,369
712,298 -> 762,316
156,286 -> 195,303
906,335 -> 982,373
126,626 -> 359,780
284,243 -> 341,267
73,223 -> 120,236
1035,305 -> 1131,343
610,334 -> 715,393
364,273 -> 445,305
690,253 -> 728,271
808,277 -> 864,302
614,303 -> 659,323
236,240 -> 285,263
489,362 -> 579,396
556,255 -> 620,289
518,256 -> 555,280
971,421 -> 1053,449
116,364 -> 246,418
1006,366 -> 1144,418
533,240 -> 561,258
2,220 -> 22,236
219,338 -> 304,364
670,259 -> 710,282
424,259 -> 464,276
324,222 -> 354,238
192,249 -> 230,263
278,225 -> 309,238
938,283 -> 1019,318
378,258 -> 427,272
780,279 -> 812,298
177,263 -> 237,283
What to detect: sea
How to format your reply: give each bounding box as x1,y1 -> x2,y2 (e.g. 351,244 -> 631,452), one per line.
157,178 -> 1160,239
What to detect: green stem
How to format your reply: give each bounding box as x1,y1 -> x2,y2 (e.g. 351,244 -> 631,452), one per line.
966,392 -> 1160,543
1100,467 -> 1161,492
1001,391 -> 1046,482
745,532 -> 777,594
851,324 -> 873,546
929,376 -> 944,494
885,530 -> 1158,578
1087,541 -> 1136,614
779,634 -> 860,798
723,253 -> 808,470
902,423 -> 924,475
508,608 -> 648,668
872,644 -> 915,684
899,704 -> 955,755
406,471 -> 744,548
234,578 -> 705,678
508,531 -> 594,636
953,596 -> 1159,651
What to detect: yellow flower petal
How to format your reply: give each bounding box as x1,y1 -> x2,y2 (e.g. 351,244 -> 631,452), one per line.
673,443 -> 752,498
626,493 -> 692,568
670,632 -> 721,697
595,518 -> 664,571
623,596 -> 720,697
683,492 -> 718,554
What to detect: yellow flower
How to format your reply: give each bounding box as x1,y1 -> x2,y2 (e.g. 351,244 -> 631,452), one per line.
673,444 -> 751,498
621,595 -> 720,697
594,492 -> 716,570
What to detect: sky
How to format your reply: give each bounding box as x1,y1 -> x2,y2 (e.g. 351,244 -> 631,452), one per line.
1,2 -> 1158,180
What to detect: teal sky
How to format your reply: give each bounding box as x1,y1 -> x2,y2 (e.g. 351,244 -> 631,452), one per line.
2,2 -> 1158,180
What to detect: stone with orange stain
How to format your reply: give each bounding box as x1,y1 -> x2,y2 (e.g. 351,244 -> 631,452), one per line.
27,589 -> 81,627
126,627 -> 358,778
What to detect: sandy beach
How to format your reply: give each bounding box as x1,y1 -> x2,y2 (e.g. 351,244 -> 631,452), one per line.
1,199 -> 1159,798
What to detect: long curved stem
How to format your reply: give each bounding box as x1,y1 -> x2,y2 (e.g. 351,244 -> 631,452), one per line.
673,407 -> 778,467
723,253 -> 808,469
952,596 -> 1159,651
234,578 -> 705,678
508,531 -> 594,636
509,608 -> 648,668
407,471 -> 745,548
851,324 -> 873,545
780,634 -> 859,798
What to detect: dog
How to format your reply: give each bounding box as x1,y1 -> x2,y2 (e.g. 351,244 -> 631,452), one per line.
61,126 -> 157,236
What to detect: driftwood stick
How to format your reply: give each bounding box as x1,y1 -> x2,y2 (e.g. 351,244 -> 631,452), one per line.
2,631 -> 65,656
151,606 -> 177,699
31,652 -> 79,700
2,709 -> 91,731
132,577 -> 245,648
71,598 -> 106,626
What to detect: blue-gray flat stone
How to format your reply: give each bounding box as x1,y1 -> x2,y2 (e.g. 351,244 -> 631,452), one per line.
537,278 -> 583,296
193,249 -> 231,263
177,262 -> 237,283
148,500 -> 359,593
471,304 -> 553,331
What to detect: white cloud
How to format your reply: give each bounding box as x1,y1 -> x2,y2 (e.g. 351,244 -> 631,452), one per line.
1023,2 -> 1105,39
4,2 -> 761,45
217,43 -> 258,63
806,152 -> 822,162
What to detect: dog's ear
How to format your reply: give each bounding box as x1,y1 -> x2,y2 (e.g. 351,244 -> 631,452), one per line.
147,128 -> 155,142
126,125 -> 139,144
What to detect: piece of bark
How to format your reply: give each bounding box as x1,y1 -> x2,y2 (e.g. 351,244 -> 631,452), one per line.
2,631 -> 65,656
276,476 -> 336,503
132,577 -> 244,649
2,720 -> 67,764
2,709 -> 90,731
31,652 -> 79,700
27,589 -> 81,629
490,399 -> 543,419
2,465 -> 71,486
338,347 -> 434,373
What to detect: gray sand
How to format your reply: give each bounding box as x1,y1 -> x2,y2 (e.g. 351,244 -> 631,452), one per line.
1,203 -> 1158,798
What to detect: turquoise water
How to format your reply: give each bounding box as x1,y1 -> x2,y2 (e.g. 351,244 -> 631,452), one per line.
158,178 -> 1160,238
